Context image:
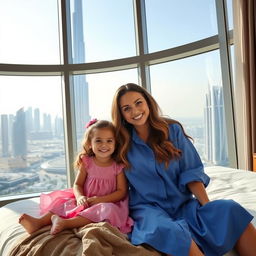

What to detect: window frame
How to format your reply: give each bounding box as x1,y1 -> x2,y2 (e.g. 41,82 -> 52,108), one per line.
0,0 -> 236,203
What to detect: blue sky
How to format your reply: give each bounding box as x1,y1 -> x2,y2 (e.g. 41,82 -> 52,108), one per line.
0,0 -> 232,119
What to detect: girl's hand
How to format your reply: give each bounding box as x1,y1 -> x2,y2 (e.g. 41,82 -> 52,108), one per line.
86,196 -> 101,206
77,195 -> 88,206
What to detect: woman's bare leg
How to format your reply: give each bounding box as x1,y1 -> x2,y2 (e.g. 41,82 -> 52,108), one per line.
235,223 -> 256,256
188,240 -> 204,256
167,239 -> 204,256
50,215 -> 92,235
19,212 -> 53,234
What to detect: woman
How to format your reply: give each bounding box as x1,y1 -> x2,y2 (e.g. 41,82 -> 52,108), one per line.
111,83 -> 256,256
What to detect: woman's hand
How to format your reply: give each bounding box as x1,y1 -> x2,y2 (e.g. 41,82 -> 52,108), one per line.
76,195 -> 88,206
187,181 -> 210,206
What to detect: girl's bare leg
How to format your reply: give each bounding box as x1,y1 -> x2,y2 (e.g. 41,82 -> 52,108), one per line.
235,223 -> 256,256
19,212 -> 53,234
167,239 -> 204,256
50,215 -> 92,235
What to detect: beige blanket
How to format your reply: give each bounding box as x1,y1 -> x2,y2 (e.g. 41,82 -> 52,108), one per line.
9,222 -> 161,256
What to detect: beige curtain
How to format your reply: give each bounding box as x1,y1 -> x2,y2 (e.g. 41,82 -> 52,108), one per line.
233,0 -> 256,170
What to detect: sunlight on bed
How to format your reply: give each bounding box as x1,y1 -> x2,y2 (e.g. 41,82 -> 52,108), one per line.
1,167 -> 256,256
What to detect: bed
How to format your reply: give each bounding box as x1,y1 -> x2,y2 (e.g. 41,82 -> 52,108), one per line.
0,166 -> 256,256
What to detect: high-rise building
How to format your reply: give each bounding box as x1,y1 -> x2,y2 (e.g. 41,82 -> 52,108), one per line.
12,108 -> 27,157
1,114 -> 9,157
43,113 -> 52,131
54,116 -> 64,138
34,108 -> 40,132
25,107 -> 33,134
204,86 -> 228,166
72,0 -> 90,138
8,114 -> 14,155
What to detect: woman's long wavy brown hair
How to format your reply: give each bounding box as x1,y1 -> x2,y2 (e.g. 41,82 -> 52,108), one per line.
111,83 -> 190,168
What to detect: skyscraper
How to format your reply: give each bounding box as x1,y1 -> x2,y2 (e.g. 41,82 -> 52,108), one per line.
1,114 -> 9,157
34,108 -> 40,133
8,114 -> 14,154
43,113 -> 52,132
25,107 -> 33,134
54,116 -> 64,138
12,108 -> 27,158
204,86 -> 228,166
72,0 -> 90,138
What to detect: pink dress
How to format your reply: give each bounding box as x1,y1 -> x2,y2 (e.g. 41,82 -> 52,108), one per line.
40,156 -> 133,233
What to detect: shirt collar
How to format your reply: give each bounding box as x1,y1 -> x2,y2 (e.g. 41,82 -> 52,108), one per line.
132,128 -> 147,145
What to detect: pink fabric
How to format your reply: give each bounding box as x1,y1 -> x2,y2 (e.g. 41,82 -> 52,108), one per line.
40,156 -> 133,233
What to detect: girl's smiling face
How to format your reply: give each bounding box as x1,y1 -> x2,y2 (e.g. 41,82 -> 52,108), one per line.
90,128 -> 116,159
119,91 -> 150,128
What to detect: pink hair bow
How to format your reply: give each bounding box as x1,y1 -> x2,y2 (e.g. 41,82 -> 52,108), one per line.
85,118 -> 98,128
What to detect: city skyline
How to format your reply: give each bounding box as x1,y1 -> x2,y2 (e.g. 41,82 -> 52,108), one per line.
0,84 -> 227,164
0,83 -> 228,197
0,1 -> 231,197
0,106 -> 64,159
0,1 -> 229,119
0,8 -> 228,166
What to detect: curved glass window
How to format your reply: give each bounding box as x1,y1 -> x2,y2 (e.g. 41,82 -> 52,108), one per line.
0,0 -> 60,64
72,69 -> 138,145
226,0 -> 233,30
145,0 -> 218,53
0,1 -> 235,199
150,50 -> 229,167
0,76 -> 66,197
69,0 -> 136,63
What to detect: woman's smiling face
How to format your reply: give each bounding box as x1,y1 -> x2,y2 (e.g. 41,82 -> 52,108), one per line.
119,91 -> 150,128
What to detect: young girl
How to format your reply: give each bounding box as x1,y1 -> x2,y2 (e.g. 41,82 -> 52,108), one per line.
19,119 -> 133,235
111,83 -> 256,256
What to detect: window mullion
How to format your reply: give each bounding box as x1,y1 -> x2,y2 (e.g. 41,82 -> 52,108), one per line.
59,0 -> 77,186
133,0 -> 151,91
215,0 -> 237,168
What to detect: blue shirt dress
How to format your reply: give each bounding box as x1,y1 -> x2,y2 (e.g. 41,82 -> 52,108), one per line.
125,123 -> 253,256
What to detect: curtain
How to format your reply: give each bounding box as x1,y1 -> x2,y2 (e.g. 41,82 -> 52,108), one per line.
233,0 -> 256,170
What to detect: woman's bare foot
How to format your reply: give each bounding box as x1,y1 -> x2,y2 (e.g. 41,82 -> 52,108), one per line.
50,215 -> 66,235
19,213 -> 43,234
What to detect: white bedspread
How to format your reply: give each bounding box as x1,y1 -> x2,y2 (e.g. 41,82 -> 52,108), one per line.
0,166 -> 256,256
205,166 -> 256,219
205,166 -> 256,256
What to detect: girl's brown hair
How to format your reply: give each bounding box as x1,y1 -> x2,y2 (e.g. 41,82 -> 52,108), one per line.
74,120 -> 121,169
111,83 -> 190,168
